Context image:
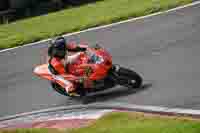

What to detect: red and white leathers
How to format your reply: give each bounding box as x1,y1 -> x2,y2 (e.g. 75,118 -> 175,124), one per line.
48,42 -> 91,94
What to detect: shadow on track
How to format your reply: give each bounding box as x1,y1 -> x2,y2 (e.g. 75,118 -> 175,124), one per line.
82,83 -> 153,104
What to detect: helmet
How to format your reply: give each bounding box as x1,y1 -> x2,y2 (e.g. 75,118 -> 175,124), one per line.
50,36 -> 67,58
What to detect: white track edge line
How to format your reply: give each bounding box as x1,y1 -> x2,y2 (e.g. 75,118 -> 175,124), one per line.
1,103 -> 200,121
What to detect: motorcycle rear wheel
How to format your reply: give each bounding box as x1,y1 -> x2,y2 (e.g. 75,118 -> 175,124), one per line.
51,82 -> 86,97
51,82 -> 69,96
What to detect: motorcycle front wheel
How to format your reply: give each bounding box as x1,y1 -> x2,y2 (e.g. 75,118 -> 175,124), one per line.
117,67 -> 143,89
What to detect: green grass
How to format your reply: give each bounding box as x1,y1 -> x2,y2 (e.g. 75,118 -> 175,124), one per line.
0,0 -> 192,49
0,129 -> 62,133
1,112 -> 200,133
70,112 -> 200,133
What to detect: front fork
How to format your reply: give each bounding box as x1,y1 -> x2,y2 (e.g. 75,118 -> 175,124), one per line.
108,65 -> 130,86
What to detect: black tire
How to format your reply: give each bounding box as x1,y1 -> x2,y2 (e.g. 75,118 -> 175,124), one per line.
51,82 -> 69,96
117,67 -> 143,89
51,82 -> 86,97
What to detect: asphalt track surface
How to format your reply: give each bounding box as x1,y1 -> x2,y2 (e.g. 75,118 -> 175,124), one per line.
1,3 -> 200,117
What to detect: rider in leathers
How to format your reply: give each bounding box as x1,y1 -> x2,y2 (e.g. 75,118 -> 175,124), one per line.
48,36 -> 91,96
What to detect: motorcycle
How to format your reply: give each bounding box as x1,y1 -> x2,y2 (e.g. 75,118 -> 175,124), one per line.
33,44 -> 143,98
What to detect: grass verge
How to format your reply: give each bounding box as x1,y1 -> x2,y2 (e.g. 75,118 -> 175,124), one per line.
70,112 -> 200,133
0,0 -> 192,49
1,112 -> 200,133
